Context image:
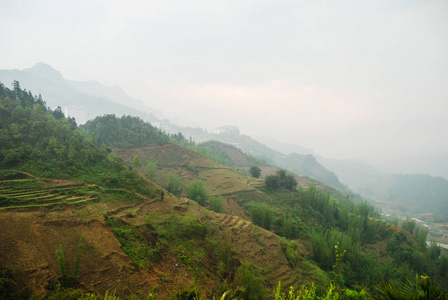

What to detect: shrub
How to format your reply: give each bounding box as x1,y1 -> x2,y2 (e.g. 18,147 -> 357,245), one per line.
264,169 -> 297,191
209,196 -> 225,213
377,275 -> 448,299
56,236 -> 84,288
144,160 -> 158,180
186,180 -> 208,206
281,240 -> 300,267
274,281 -> 316,300
275,215 -> 301,239
234,262 -> 267,300
249,166 -> 262,178
0,267 -> 31,299
265,174 -> 280,190
105,217 -> 161,267
132,155 -> 142,168
215,236 -> 233,279
250,203 -> 274,230
166,174 -> 183,196
47,285 -> 85,300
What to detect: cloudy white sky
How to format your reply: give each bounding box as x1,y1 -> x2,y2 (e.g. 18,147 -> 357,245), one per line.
1,0 -> 447,177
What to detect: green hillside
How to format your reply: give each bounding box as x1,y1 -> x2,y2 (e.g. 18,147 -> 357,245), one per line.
82,114 -> 448,295
1,82 -> 448,299
162,123 -> 346,190
199,140 -> 270,172
0,82 -> 153,198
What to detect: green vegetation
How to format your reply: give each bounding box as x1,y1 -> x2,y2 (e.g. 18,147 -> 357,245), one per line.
249,165 -> 262,178
209,195 -> 225,213
105,217 -> 162,267
199,140 -> 269,176
186,180 -> 208,206
188,144 -> 229,166
215,236 -> 233,280
0,267 -> 31,299
377,275 -> 448,299
234,262 -> 267,300
265,169 -> 298,191
172,133 -> 230,166
350,172 -> 448,222
166,173 -> 184,196
274,281 -> 339,300
0,176 -> 102,210
132,155 -> 142,168
81,114 -> 170,148
0,82 -> 154,197
281,240 -> 300,267
55,236 -> 84,288
2,81 -> 448,299
143,159 -> 157,180
233,181 -> 448,293
250,203 -> 274,230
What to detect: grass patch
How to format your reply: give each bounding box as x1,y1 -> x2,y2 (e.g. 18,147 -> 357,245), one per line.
105,217 -> 163,268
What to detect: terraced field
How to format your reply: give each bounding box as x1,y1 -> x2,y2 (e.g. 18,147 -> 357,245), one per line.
0,178 -> 100,209
213,212 -> 303,289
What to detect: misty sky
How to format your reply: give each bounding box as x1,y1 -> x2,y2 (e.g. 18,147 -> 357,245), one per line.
1,0 -> 447,177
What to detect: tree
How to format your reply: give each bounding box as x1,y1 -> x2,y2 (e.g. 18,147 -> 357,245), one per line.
250,203 -> 273,230
282,174 -> 298,190
53,106 -> 65,120
249,165 -> 262,178
209,196 -> 225,213
235,263 -> 267,300
144,160 -> 157,180
264,169 -> 297,191
265,174 -> 280,190
132,155 -> 142,168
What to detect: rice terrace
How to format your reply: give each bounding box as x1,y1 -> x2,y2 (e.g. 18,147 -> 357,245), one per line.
0,173 -> 101,210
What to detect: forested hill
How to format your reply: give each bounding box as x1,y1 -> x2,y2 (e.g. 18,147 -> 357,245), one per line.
74,105 -> 448,290
386,174 -> 448,219
321,158 -> 448,221
81,114 -> 170,148
0,81 -> 152,196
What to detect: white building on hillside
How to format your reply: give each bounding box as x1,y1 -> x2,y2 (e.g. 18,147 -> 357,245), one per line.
212,125 -> 240,135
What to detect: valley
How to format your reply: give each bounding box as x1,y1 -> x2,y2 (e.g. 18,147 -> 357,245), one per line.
1,81 -> 448,299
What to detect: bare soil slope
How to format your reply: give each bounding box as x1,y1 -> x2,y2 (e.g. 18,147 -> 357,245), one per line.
0,175 -> 323,299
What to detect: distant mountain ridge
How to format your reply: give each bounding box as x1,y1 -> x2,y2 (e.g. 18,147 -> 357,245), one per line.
4,63 -> 447,219
162,124 -> 346,190
0,63 -> 162,124
0,63 -> 346,189
320,158 -> 448,220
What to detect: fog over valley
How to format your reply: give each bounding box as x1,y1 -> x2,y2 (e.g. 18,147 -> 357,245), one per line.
1,0 -> 447,178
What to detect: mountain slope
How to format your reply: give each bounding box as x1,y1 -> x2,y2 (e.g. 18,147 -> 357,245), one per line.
67,79 -> 165,119
165,125 -> 345,190
2,83 -> 448,298
0,84 -> 325,298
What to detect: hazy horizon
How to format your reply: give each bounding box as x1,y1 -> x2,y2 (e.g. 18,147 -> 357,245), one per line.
1,0 -> 447,178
